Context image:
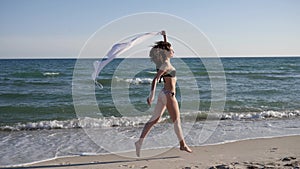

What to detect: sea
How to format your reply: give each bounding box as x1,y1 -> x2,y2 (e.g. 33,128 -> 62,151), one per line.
0,57 -> 300,167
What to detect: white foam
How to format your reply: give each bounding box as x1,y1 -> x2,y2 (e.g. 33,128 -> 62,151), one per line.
219,110 -> 300,120
147,71 -> 157,74
181,110 -> 300,121
115,77 -> 152,84
1,110 -> 299,131
0,116 -> 152,131
43,72 -> 60,76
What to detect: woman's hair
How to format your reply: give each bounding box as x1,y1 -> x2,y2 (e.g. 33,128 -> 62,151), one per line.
149,41 -> 171,68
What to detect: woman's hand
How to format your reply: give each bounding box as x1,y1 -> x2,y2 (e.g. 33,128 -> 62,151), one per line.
147,97 -> 153,106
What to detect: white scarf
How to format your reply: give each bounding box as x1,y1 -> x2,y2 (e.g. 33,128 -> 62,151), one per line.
92,31 -> 161,88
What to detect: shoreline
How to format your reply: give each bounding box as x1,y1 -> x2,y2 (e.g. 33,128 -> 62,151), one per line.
6,135 -> 299,169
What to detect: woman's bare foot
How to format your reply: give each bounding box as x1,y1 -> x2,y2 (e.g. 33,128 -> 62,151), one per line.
180,145 -> 192,153
135,141 -> 142,157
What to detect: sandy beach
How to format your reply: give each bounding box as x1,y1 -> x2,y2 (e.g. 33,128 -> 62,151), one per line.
11,135 -> 298,169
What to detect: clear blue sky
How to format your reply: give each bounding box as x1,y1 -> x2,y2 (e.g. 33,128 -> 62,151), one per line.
0,0 -> 299,58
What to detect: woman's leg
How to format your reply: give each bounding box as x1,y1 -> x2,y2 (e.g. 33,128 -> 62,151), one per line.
166,95 -> 192,153
135,92 -> 167,157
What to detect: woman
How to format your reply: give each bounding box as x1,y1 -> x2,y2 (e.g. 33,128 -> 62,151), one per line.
135,31 -> 192,157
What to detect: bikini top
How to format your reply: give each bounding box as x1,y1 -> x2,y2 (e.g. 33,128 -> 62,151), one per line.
156,69 -> 176,83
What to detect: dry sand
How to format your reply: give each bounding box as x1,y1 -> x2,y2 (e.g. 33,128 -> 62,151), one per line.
17,135 -> 300,169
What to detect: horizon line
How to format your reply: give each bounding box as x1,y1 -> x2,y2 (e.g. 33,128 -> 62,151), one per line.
0,55 -> 300,59
0,54 -> 300,60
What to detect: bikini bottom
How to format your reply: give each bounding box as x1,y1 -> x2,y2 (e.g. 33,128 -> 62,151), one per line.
162,88 -> 175,97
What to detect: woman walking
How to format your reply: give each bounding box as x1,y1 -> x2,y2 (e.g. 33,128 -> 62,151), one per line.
135,31 -> 192,157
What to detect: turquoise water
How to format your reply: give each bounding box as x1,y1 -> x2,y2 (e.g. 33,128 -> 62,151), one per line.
0,57 -> 300,166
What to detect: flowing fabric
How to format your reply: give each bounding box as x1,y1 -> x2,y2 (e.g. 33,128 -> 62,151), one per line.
92,31 -> 161,88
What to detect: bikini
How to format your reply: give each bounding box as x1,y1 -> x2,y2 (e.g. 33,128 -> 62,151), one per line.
156,69 -> 176,97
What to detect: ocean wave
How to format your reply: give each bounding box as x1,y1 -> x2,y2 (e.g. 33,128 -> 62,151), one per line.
10,71 -> 61,78
115,77 -> 152,85
0,116 -> 153,131
42,72 -> 60,76
214,110 -> 300,120
1,110 -> 299,131
146,71 -> 157,74
180,110 -> 300,121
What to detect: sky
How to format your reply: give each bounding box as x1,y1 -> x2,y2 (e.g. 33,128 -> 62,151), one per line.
0,0 -> 299,58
